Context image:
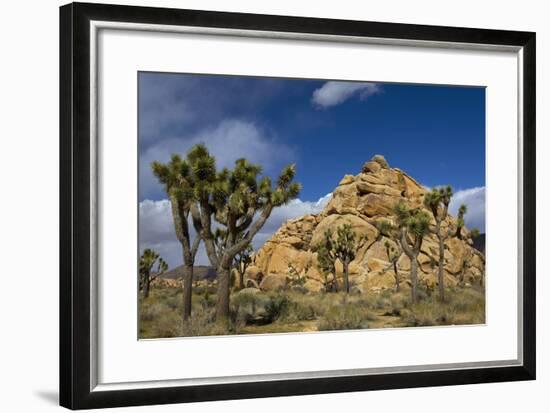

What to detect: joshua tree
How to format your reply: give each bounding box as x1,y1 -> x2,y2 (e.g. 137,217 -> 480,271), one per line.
314,225 -> 360,294
151,155 -> 201,321
394,202 -> 431,303
314,229 -> 338,292
186,144 -> 301,322
333,224 -> 359,294
384,240 -> 402,292
375,219 -> 403,292
470,227 -> 481,239
233,240 -> 253,290
376,219 -> 403,292
423,186 -> 455,302
139,248 -> 168,298
286,263 -> 307,289
455,204 -> 468,239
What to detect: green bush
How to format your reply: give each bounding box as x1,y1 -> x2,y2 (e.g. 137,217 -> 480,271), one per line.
140,302 -> 167,322
318,304 -> 370,331
264,295 -> 290,322
280,299 -> 316,322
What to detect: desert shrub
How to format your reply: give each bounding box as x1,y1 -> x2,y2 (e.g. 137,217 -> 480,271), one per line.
389,292 -> 410,312
164,294 -> 181,311
374,296 -> 392,310
140,302 -> 167,322
181,306 -> 221,336
401,287 -> 485,327
264,295 -> 290,322
318,304 -> 370,331
193,284 -> 206,295
199,293 -> 217,309
286,263 -> 307,289
415,286 -> 429,302
446,288 -> 485,324
232,290 -> 269,322
153,286 -> 175,301
379,289 -> 394,300
231,290 -> 255,308
401,303 -> 439,326
139,299 -> 181,338
279,296 -> 316,322
147,311 -> 181,337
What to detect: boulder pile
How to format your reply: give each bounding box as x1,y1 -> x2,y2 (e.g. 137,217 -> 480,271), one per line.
245,155 -> 485,293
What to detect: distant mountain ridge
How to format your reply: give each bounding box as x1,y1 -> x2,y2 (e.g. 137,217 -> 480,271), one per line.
161,265 -> 216,281
472,233 -> 486,254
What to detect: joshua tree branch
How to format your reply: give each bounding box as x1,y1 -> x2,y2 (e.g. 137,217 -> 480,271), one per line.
235,207 -> 255,233
400,227 -> 415,258
191,235 -> 201,260
191,201 -> 219,268
227,204 -> 273,258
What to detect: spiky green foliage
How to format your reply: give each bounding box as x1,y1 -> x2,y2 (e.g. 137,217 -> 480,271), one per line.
139,249 -> 168,298
394,202 -> 431,237
407,210 -> 431,236
423,186 -> 454,302
183,144 -> 301,321
470,227 -> 481,239
334,224 -> 360,293
314,225 -> 361,294
151,155 -> 196,243
423,186 -> 453,221
286,263 -> 307,289
151,152 -> 202,321
393,201 -> 410,223
455,204 -> 468,239
334,224 -> 358,263
233,237 -> 253,290
393,202 -> 431,303
375,219 -> 394,236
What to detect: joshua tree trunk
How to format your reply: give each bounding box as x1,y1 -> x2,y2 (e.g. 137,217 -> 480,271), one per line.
410,257 -> 418,304
216,265 -> 231,322
178,235 -> 200,322
238,270 -> 245,290
438,234 -> 445,302
143,271 -> 150,298
393,260 -> 400,292
342,260 -> 350,293
332,270 -> 339,292
399,227 -> 421,304
182,263 -> 194,321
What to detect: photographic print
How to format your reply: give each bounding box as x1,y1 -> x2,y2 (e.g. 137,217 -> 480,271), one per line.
138,73 -> 486,339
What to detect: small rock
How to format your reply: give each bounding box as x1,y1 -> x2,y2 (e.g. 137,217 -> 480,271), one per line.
371,154 -> 389,168
362,161 -> 381,174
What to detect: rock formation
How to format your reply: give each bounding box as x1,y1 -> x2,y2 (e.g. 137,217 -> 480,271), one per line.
245,155 -> 485,293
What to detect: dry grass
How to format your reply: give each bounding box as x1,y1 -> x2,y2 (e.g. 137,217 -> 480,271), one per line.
139,284 -> 485,338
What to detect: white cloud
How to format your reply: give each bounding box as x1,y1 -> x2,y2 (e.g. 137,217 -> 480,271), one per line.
254,193 -> 331,248
311,81 -> 381,108
140,119 -> 294,199
449,186 -> 485,232
139,199 -> 175,244
139,193 -> 332,268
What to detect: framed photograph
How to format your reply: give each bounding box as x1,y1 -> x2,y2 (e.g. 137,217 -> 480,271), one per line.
60,2 -> 536,409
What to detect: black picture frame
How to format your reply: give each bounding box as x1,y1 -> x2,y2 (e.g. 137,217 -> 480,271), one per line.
60,2 -> 536,410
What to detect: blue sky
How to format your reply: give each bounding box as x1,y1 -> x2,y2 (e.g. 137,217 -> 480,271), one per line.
138,72 -> 485,268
